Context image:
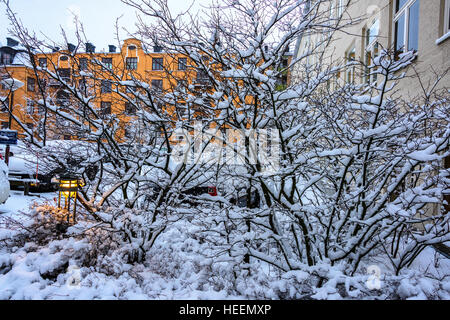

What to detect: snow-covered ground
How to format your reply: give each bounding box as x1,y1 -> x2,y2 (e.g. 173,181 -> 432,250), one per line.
0,190 -> 56,218
0,191 -> 449,300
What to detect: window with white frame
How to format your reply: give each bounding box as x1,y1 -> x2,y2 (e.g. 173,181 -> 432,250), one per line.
345,46 -> 356,83
394,0 -> 420,55
365,19 -> 380,83
445,0 -> 450,35
337,0 -> 344,18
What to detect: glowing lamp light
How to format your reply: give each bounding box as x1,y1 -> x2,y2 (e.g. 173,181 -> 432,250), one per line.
54,173 -> 85,224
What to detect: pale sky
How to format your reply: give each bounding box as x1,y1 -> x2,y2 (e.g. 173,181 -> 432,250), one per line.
0,0 -> 207,51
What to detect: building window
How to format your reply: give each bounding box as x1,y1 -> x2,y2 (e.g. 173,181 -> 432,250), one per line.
126,57 -> 138,70
27,77 -> 36,92
1,53 -> 12,65
60,55 -> 69,62
101,80 -> 112,93
1,122 -> 9,129
79,58 -> 88,71
337,0 -> 344,17
26,123 -> 33,130
365,19 -> 379,83
125,102 -> 136,115
26,100 -> 35,114
56,90 -> 70,107
151,79 -> 163,91
57,68 -> 71,81
445,0 -> 450,35
38,58 -> 47,68
100,101 -> 111,118
1,98 -> 8,112
102,57 -> 113,70
152,57 -> 164,70
178,57 -> 187,70
78,79 -> 86,92
345,46 -> 356,84
394,0 -> 420,55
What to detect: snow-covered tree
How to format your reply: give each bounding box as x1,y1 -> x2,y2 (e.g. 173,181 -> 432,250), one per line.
122,0 -> 450,277
2,0 -> 449,280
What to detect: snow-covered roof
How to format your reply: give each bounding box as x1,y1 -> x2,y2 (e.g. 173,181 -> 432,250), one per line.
11,52 -> 32,67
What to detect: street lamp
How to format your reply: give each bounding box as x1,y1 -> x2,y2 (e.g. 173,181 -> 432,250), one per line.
1,77 -> 24,166
54,173 -> 85,224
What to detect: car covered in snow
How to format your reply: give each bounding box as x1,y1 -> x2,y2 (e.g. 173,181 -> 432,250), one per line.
0,140 -> 97,192
0,156 -> 10,204
0,142 -> 54,191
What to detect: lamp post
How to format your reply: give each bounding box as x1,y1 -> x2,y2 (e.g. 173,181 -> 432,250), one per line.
55,173 -> 84,224
1,78 -> 24,166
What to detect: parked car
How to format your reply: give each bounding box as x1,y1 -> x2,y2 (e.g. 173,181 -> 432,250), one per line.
0,140 -> 97,192
145,183 -> 218,205
230,188 -> 261,208
0,155 -> 10,204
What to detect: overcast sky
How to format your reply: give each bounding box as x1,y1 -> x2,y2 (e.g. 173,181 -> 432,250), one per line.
0,0 -> 207,51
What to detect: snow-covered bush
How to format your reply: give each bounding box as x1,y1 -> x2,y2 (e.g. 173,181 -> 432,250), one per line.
0,0 -> 448,299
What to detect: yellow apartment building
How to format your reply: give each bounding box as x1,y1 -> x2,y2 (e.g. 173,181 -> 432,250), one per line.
0,37 -> 205,141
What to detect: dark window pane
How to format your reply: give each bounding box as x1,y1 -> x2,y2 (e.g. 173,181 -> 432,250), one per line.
1,99 -> 9,112
396,0 -> 408,12
125,102 -> 136,115
102,58 -> 112,69
126,57 -> 137,70
151,79 -> 163,90
395,13 -> 405,53
101,80 -> 112,93
56,90 -> 70,106
79,58 -> 88,71
152,58 -> 163,70
27,77 -> 35,92
448,5 -> 450,30
38,58 -> 47,68
408,0 -> 420,51
100,101 -> 111,117
178,58 -> 187,70
58,68 -> 71,81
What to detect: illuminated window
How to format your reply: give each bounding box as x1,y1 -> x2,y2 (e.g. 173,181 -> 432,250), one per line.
394,0 -> 420,55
